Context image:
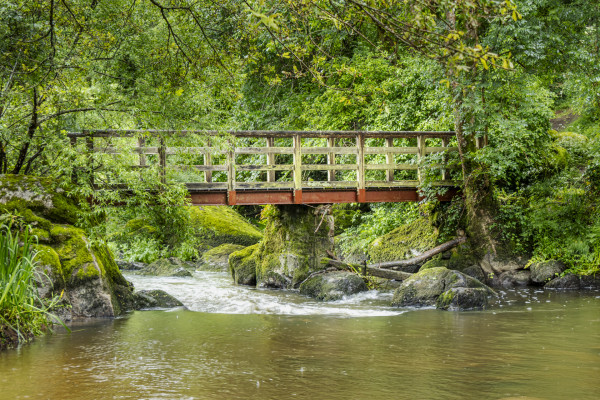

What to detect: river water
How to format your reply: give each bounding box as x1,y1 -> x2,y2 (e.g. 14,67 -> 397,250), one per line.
1,271 -> 599,399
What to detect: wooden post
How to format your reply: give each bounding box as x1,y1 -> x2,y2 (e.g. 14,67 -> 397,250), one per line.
138,137 -> 147,167
327,137 -> 336,182
204,139 -> 212,183
70,136 -> 78,184
266,137 -> 275,183
85,130 -> 94,188
227,139 -> 236,205
357,134 -> 365,202
417,134 -> 426,182
293,134 -> 302,204
441,137 -> 449,181
385,137 -> 394,182
158,136 -> 166,185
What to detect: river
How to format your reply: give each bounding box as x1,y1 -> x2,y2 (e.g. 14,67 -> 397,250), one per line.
1,271 -> 599,399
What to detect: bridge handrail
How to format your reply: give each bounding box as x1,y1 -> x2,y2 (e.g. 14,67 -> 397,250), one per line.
68,129 -> 474,204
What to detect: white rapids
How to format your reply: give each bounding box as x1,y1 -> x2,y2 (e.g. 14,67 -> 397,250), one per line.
124,271 -> 406,317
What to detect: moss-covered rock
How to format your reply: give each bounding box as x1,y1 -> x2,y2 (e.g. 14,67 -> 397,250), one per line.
1,175 -> 135,319
140,258 -> 193,277
544,274 -> 600,290
229,243 -> 259,286
0,174 -> 79,225
368,218 -> 437,272
529,260 -> 567,284
420,257 -> 450,270
198,243 -> 245,271
392,267 -> 495,310
253,205 -> 334,288
299,271 -> 368,301
436,287 -> 494,311
189,206 -> 263,248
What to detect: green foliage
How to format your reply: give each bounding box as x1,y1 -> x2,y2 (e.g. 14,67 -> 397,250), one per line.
337,203 -> 420,259
0,219 -> 64,350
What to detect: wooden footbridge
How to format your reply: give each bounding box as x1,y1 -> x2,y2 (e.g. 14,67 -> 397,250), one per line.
68,130 -> 467,205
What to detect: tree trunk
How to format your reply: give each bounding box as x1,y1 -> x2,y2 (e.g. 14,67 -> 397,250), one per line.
452,83 -> 498,255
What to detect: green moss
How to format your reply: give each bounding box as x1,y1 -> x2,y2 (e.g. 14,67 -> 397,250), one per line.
31,228 -> 51,243
228,243 -> 259,285
0,175 -> 80,225
369,218 -> 438,263
52,225 -> 95,282
32,244 -> 63,278
203,243 -> 246,259
420,257 -> 450,271
189,206 -> 263,247
254,205 -> 331,288
92,243 -> 129,287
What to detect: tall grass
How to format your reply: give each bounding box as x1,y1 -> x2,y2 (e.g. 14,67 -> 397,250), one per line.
0,222 -> 64,349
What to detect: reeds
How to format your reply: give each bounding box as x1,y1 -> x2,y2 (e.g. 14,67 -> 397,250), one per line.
0,222 -> 65,348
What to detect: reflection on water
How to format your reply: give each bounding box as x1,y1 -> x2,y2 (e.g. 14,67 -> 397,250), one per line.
0,272 -> 599,400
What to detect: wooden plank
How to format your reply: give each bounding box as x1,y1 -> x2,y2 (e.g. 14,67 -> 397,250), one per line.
301,146 -> 358,155
171,165 -> 228,172
425,146 -> 458,154
365,147 -> 418,155
302,181 -> 357,189
266,137 -> 276,182
86,133 -> 94,187
235,147 -> 293,155
138,137 -> 147,167
234,182 -> 294,189
417,135 -> 425,182
301,164 -> 356,171
385,137 -> 394,182
227,140 -> 235,193
327,137 -> 336,182
186,182 -> 228,190
441,137 -> 449,181
293,134 -> 302,192
236,164 -> 293,171
357,134 -> 365,195
68,129 -> 457,140
365,163 -> 418,170
366,180 -> 420,188
204,139 -> 212,183
93,147 -> 159,154
159,137 -> 166,184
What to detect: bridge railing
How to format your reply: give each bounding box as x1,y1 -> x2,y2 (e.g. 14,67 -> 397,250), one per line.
68,130 -> 465,204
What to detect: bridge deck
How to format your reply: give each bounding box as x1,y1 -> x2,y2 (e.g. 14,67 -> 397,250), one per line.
68,130 -> 469,205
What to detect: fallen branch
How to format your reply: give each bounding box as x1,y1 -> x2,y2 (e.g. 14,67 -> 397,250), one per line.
323,258 -> 412,281
368,236 -> 467,270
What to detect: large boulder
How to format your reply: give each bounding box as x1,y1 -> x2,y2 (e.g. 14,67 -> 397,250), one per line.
229,243 -> 259,286
132,290 -> 184,309
299,271 -> 368,301
198,243 -> 245,271
139,257 -> 193,277
368,218 -> 437,273
255,205 -> 334,288
530,260 -> 567,284
0,175 -> 136,319
189,206 -> 263,249
392,267 -> 495,311
544,273 -> 600,290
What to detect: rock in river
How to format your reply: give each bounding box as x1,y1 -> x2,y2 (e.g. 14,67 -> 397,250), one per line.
299,271 -> 368,301
139,257 -> 193,277
392,267 -> 495,311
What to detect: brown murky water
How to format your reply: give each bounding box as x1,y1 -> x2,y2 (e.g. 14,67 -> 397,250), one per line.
1,273 -> 599,400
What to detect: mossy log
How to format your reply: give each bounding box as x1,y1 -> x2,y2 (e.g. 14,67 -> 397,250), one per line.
368,237 -> 467,270
323,258 -> 412,281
